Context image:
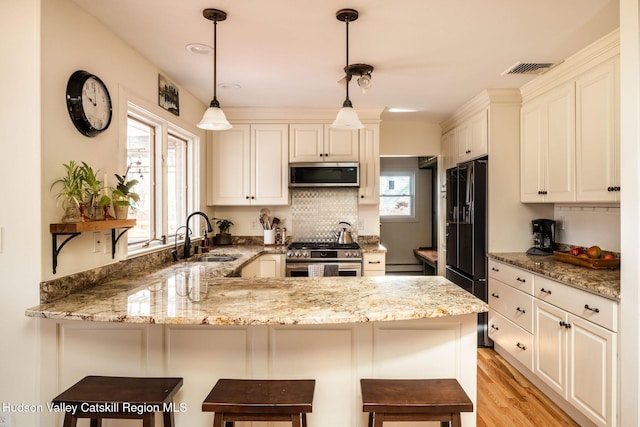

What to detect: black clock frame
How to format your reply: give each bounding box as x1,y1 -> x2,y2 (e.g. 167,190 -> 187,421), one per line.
66,70 -> 112,137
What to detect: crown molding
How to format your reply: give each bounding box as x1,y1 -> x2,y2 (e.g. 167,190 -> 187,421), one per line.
440,88 -> 522,132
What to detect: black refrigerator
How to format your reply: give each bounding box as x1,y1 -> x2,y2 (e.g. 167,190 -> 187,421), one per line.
445,157 -> 490,347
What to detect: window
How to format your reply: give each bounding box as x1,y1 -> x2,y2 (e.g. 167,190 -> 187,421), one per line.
379,172 -> 415,217
125,103 -> 198,250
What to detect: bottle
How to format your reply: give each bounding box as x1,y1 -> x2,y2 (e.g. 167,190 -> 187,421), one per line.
281,228 -> 287,245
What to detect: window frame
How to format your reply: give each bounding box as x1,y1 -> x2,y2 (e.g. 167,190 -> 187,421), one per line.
123,99 -> 200,255
379,170 -> 417,222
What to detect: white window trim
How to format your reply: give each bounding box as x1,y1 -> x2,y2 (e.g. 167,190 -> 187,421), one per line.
379,169 -> 417,223
118,87 -> 201,257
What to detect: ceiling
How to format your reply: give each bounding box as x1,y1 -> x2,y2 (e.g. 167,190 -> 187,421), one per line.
71,0 -> 619,121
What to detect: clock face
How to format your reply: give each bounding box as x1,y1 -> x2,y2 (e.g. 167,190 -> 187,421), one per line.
81,77 -> 111,131
66,70 -> 113,137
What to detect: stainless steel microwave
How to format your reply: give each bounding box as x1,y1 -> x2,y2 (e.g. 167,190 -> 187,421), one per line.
288,163 -> 360,187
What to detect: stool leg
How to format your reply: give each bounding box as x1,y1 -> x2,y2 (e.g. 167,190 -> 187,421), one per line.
142,413 -> 155,427
89,419 -> 102,427
163,409 -> 175,427
450,413 -> 462,427
62,413 -> 77,427
367,412 -> 373,427
291,413 -> 301,427
373,412 -> 384,427
302,413 -> 308,427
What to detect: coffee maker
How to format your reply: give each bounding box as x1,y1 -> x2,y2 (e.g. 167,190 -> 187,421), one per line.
526,219 -> 556,256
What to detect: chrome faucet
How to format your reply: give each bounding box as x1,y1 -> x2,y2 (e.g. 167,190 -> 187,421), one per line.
183,211 -> 213,259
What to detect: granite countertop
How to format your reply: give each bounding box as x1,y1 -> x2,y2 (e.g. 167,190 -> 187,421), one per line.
28,247 -> 486,325
488,252 -> 620,301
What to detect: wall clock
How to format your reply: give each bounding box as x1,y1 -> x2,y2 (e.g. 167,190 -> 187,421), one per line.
66,70 -> 113,137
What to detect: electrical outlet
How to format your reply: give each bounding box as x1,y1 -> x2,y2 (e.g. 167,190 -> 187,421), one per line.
103,232 -> 111,254
93,232 -> 104,253
0,413 -> 13,427
251,220 -> 257,230
558,216 -> 566,230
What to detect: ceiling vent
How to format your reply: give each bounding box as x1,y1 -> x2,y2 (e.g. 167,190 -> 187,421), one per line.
501,61 -> 560,76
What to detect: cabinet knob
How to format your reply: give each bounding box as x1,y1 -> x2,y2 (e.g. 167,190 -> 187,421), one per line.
540,288 -> 552,295
491,267 -> 499,272
516,307 -> 526,314
516,342 -> 526,350
516,277 -> 526,283
607,186 -> 613,191
319,153 -> 324,157
360,195 -> 364,198
251,196 -> 255,199
246,196 -> 250,199
490,324 -> 499,331
491,292 -> 499,298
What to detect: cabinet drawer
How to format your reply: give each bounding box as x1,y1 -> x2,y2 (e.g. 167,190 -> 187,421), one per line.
488,309 -> 533,371
534,275 -> 618,332
489,280 -> 534,333
488,259 -> 534,294
363,253 -> 386,271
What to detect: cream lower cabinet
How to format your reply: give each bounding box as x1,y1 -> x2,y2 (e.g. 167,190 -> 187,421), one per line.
534,299 -> 616,427
241,254 -> 285,278
489,259 -> 618,427
362,253 -> 385,276
207,124 -> 289,206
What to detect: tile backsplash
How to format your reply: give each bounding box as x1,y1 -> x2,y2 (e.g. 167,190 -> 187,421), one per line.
291,188 -> 358,241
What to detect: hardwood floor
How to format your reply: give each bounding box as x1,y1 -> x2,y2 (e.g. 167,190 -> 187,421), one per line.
477,348 -> 580,427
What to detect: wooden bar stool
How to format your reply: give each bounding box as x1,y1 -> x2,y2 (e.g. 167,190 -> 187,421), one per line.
51,375 -> 183,427
202,379 -> 315,427
361,379 -> 473,427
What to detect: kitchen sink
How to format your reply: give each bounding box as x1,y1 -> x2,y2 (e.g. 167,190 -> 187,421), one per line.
194,255 -> 239,263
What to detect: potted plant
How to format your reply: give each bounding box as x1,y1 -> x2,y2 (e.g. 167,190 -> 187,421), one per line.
80,162 -> 111,220
111,165 -> 140,220
50,160 -> 85,223
213,218 -> 234,245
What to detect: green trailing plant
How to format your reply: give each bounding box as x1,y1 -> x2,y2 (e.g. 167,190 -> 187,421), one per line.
112,165 -> 140,207
213,218 -> 234,234
50,160 -> 84,209
80,161 -> 108,208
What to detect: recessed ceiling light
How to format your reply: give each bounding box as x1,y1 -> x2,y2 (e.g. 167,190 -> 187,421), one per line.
387,108 -> 418,113
219,83 -> 241,90
186,43 -> 213,54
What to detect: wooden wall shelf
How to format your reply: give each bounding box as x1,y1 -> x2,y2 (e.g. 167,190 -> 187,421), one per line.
50,219 -> 136,274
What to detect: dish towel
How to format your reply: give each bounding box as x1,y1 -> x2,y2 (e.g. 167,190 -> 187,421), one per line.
308,264 -> 325,277
307,264 -> 340,277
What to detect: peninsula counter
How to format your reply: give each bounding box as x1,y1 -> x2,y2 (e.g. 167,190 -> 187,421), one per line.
27,253 -> 487,427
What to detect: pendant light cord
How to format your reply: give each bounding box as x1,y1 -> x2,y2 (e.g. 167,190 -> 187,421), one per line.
211,19 -> 219,108
343,18 -> 352,107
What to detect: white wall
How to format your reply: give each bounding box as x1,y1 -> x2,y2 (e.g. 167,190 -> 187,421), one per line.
0,0 -> 41,425
40,0 -> 206,279
619,0 -> 640,424
554,205 -> 621,251
379,114 -> 441,156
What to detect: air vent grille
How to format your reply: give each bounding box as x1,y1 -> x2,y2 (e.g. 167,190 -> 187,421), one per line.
502,62 -> 558,75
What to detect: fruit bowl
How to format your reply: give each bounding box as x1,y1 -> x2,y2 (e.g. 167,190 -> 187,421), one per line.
553,251 -> 620,269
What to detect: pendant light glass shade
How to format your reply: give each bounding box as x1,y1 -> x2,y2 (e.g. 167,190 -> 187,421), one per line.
198,101 -> 232,130
332,9 -> 364,130
197,9 -> 231,131
332,103 -> 364,129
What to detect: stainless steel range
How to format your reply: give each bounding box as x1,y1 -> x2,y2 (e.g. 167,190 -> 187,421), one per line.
285,241 -> 362,277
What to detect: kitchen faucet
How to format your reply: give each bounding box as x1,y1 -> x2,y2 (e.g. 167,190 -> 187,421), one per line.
183,211 -> 213,259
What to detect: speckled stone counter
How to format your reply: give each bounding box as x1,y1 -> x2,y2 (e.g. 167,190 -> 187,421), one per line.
488,252 -> 620,300
27,261 -> 487,324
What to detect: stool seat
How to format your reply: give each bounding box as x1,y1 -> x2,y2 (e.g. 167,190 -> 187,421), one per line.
51,375 -> 183,427
361,379 -> 473,427
202,379 -> 315,427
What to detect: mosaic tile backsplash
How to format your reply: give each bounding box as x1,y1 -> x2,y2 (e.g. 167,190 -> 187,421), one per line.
291,188 -> 358,241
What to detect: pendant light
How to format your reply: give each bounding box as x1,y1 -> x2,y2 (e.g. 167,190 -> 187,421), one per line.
331,8 -> 364,130
197,8 -> 232,131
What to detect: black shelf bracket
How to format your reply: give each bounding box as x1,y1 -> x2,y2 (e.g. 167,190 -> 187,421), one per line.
112,227 -> 133,259
52,232 -> 81,274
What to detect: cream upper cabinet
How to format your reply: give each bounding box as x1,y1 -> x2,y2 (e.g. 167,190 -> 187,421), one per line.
358,124 -> 380,205
208,124 -> 289,206
457,109 -> 488,163
521,82 -> 576,203
289,124 -> 359,163
575,58 -> 620,202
